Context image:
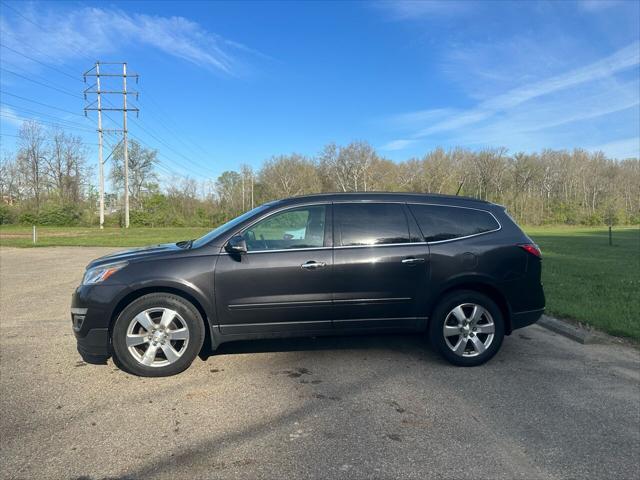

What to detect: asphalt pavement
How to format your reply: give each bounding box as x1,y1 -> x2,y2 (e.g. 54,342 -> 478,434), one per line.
0,247 -> 639,480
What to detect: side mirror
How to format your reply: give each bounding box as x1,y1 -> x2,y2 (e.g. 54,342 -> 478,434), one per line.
225,235 -> 247,254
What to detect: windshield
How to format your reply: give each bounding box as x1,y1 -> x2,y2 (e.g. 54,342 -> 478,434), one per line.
191,203 -> 273,249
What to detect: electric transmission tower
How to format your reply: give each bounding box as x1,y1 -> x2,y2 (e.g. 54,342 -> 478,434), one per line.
83,62 -> 139,228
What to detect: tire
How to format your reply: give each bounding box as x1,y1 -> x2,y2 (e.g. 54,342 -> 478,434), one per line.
112,293 -> 205,377
428,290 -> 504,367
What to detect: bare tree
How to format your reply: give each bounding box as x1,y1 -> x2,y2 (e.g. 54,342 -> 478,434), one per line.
318,141 -> 377,192
46,130 -> 89,204
111,140 -> 158,208
16,121 -> 47,209
259,154 -> 319,200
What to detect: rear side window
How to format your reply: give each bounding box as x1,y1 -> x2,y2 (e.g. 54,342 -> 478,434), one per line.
335,203 -> 410,246
408,204 -> 500,242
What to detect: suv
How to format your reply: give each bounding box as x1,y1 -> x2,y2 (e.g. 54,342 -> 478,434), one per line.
72,193 -> 544,376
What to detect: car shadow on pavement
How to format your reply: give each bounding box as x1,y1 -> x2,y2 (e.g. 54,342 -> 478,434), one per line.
204,332 -> 441,361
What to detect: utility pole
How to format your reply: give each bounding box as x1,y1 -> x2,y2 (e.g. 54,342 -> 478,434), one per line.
122,63 -> 130,228
95,63 -> 104,229
84,62 -> 139,228
242,174 -> 245,211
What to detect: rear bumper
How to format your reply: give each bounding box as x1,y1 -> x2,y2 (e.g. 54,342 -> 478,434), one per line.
511,308 -> 545,331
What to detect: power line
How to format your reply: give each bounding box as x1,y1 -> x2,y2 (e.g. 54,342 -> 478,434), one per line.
0,16 -> 207,186
0,101 -> 86,125
101,130 -> 190,181
0,42 -> 82,82
0,132 -> 99,146
0,103 -> 98,132
1,95 -> 209,182
137,91 -> 211,158
0,67 -> 82,99
0,91 -> 84,116
1,25 -> 214,181
1,1 -> 216,183
0,112 -> 95,133
128,114 -> 212,176
99,98 -> 212,180
0,0 -> 95,64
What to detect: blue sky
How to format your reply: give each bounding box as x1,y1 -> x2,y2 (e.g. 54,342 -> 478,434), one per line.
1,0 -> 639,183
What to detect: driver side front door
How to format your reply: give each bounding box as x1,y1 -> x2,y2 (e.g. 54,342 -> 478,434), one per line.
214,204 -> 334,335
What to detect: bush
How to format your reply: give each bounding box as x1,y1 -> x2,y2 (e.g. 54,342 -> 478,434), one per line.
18,210 -> 38,225
582,212 -> 603,226
0,204 -> 17,224
37,203 -> 83,226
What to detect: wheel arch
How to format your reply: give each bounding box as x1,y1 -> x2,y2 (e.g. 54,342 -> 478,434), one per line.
428,279 -> 513,335
109,285 -> 218,354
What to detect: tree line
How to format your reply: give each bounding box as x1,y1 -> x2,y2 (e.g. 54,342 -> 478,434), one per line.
1,120 -> 638,227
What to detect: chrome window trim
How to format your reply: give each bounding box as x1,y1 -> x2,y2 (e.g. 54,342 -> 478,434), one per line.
219,242 -> 428,255
406,202 -> 502,245
333,241 -> 427,250
219,199 -> 501,252
332,199 -> 407,204
246,246 -> 332,255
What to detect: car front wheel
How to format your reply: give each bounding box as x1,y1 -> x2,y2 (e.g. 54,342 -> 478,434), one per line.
112,293 -> 205,377
429,290 -> 505,366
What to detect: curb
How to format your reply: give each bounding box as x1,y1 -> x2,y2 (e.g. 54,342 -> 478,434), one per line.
537,315 -> 610,345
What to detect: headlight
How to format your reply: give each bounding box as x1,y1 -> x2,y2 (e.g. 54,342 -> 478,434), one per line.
82,261 -> 128,285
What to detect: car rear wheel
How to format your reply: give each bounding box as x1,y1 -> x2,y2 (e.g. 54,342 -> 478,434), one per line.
429,290 -> 504,366
112,293 -> 205,377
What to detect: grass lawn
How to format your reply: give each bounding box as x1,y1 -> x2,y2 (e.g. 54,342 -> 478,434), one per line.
526,226 -> 639,341
1,224 -> 638,340
0,225 -> 210,248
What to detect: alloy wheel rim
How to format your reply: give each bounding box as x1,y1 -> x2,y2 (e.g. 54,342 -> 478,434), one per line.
443,303 -> 495,357
126,307 -> 190,367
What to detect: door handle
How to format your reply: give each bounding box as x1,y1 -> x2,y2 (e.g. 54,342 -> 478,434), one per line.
402,257 -> 425,265
301,261 -> 326,270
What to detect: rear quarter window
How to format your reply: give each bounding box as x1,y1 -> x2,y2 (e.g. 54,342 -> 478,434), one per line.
408,204 -> 500,242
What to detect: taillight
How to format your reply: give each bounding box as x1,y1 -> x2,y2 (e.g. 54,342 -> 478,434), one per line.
519,243 -> 542,258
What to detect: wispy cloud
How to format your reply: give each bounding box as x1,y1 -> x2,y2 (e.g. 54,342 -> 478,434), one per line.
588,137 -> 640,159
579,0 -> 626,12
445,78 -> 639,148
422,42 -> 639,136
0,105 -> 25,127
381,41 -> 640,154
375,0 -> 474,20
381,138 -> 418,151
0,4 -> 263,75
386,108 -> 455,129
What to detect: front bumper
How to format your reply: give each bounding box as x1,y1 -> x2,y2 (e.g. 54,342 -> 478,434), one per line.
71,284 -> 127,363
76,328 -> 110,364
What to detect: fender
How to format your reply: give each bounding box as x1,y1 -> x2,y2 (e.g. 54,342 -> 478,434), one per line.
427,272 -> 513,329
107,277 -> 217,343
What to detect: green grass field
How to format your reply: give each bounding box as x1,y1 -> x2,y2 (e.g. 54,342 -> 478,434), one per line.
526,226 -> 639,341
0,225 -> 210,248
1,224 -> 638,340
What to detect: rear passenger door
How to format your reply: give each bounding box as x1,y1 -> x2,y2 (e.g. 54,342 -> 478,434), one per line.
332,202 -> 430,329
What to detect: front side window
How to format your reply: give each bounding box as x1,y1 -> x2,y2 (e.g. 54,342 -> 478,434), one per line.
408,204 -> 500,242
242,206 -> 326,251
335,203 -> 410,247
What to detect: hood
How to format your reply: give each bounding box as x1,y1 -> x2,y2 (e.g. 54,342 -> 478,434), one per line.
87,242 -> 183,268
